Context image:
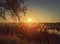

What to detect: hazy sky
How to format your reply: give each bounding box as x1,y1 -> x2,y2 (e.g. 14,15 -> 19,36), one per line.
0,0 -> 60,23
21,0 -> 60,22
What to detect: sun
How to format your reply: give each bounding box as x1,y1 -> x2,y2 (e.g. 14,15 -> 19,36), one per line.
26,18 -> 33,24
28,18 -> 32,22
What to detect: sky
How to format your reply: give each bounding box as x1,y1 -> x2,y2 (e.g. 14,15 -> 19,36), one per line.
21,0 -> 60,23
0,0 -> 60,23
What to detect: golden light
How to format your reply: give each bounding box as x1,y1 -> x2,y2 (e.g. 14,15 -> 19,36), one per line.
26,18 -> 33,24
28,18 -> 32,22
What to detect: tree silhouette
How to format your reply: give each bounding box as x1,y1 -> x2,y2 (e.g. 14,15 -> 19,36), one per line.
0,0 -> 28,21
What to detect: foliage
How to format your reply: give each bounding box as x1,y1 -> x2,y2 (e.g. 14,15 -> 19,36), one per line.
0,0 -> 28,21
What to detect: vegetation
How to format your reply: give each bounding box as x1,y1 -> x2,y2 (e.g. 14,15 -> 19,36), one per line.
0,0 -> 28,21
0,23 -> 60,44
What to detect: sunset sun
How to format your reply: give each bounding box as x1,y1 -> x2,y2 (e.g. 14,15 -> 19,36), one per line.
26,18 -> 33,24
28,18 -> 32,22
